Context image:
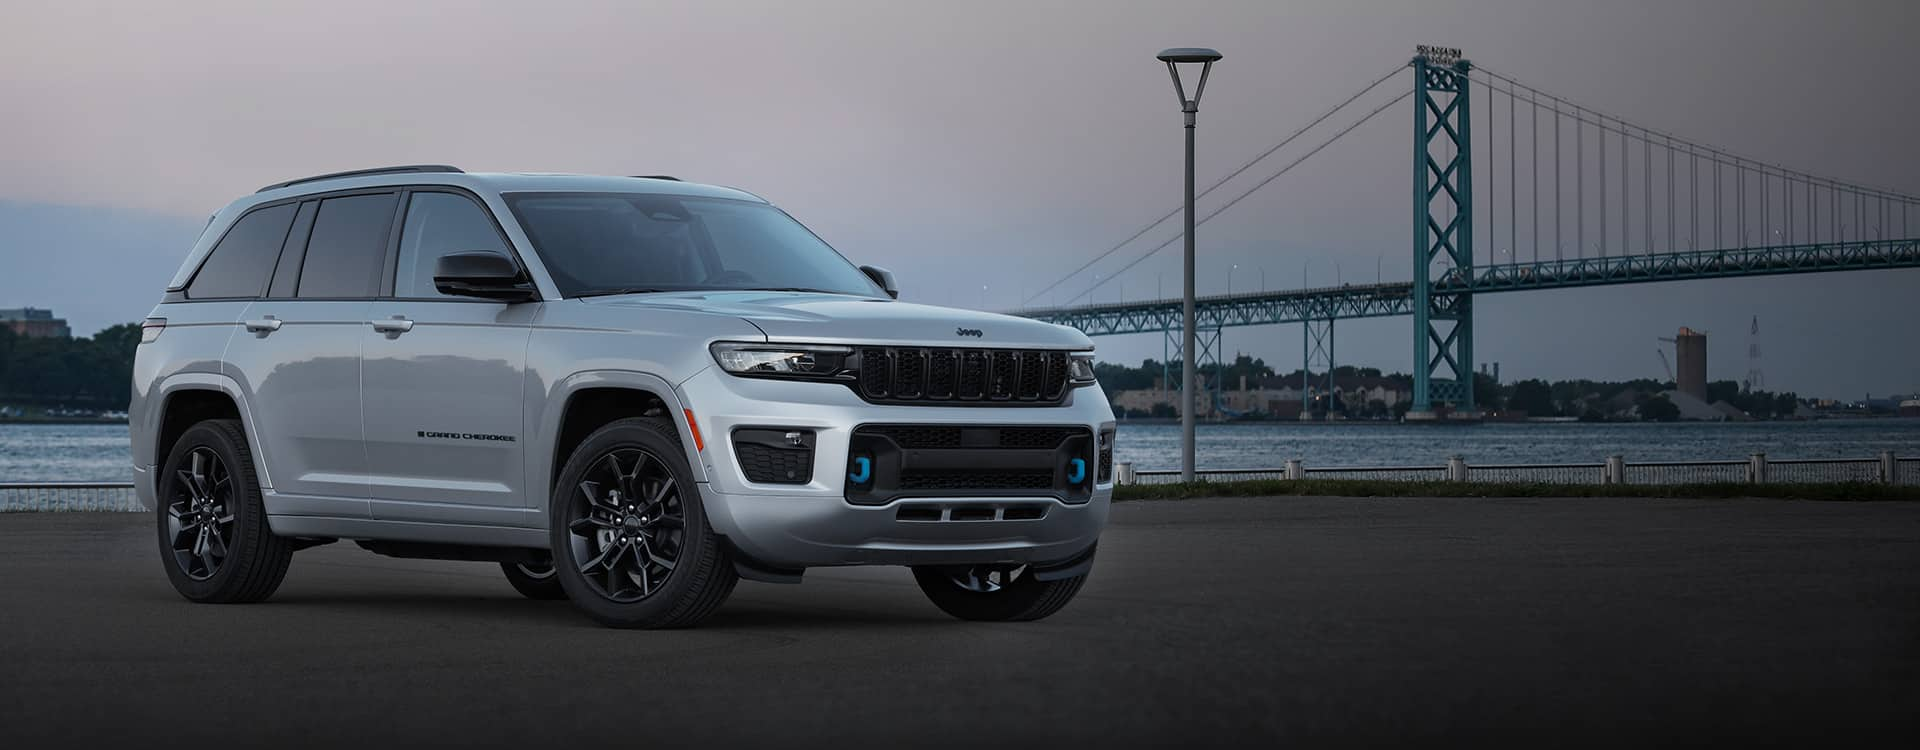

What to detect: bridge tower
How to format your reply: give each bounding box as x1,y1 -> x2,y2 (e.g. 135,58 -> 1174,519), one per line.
1409,52 -> 1477,419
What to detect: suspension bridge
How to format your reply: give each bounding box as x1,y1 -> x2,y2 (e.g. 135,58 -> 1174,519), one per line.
1015,49 -> 1920,419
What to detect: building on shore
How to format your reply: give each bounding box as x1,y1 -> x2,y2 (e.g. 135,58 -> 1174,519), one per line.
0,307 -> 71,339
1674,327 -> 1707,401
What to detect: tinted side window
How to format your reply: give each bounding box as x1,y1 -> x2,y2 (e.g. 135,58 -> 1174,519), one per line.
394,192 -> 511,298
298,193 -> 398,298
186,204 -> 297,299
266,201 -> 318,299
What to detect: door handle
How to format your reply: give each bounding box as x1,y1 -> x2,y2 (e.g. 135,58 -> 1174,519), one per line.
371,317 -> 415,334
243,316 -> 281,334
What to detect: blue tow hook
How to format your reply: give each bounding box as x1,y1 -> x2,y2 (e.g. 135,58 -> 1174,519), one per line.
849,456 -> 872,484
1068,458 -> 1087,484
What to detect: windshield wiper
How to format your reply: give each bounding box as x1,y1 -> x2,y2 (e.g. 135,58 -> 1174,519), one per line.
572,287 -> 675,298
739,287 -> 843,294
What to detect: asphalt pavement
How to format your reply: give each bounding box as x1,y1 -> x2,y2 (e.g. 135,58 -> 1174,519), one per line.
1,496 -> 1916,747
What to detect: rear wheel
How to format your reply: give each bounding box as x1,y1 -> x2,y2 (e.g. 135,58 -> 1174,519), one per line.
912,564 -> 1088,622
550,417 -> 736,628
500,559 -> 567,600
155,419 -> 292,603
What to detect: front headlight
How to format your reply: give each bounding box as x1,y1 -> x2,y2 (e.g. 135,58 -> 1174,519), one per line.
1068,352 -> 1097,386
710,342 -> 853,379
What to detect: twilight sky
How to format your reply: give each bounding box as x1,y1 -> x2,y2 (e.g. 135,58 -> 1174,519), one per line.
1,0 -> 1914,398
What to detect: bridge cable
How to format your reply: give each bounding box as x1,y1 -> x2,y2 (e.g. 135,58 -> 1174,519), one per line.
1021,63 -> 1409,307
1054,89 -> 1414,307
1473,67 -> 1917,266
1474,65 -> 1920,204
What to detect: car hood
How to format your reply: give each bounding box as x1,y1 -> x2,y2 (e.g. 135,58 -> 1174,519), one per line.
580,291 -> 1092,350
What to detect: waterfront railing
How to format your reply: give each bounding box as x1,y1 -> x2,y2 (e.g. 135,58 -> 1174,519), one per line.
0,482 -> 143,512
1118,452 -> 1912,487
2,452 -> 1913,511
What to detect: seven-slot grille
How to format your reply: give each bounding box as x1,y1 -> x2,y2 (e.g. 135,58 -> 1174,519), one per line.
856,348 -> 1070,405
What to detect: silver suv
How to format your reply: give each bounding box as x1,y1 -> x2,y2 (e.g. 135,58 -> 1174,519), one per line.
131,165 -> 1114,628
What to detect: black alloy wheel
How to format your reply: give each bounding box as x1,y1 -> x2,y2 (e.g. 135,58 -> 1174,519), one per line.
565,448 -> 687,602
550,417 -> 736,628
912,563 -> 1089,622
166,446 -> 236,580
499,558 -> 567,600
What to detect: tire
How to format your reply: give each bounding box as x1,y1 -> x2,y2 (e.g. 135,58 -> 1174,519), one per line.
500,559 -> 567,600
155,418 -> 292,603
549,417 -> 736,628
912,564 -> 1089,622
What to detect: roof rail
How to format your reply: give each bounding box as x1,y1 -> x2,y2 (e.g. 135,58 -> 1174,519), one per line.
257,165 -> 464,193
630,174 -> 681,181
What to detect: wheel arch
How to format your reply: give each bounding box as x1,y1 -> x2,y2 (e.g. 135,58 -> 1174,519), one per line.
146,373 -> 271,491
535,370 -> 708,515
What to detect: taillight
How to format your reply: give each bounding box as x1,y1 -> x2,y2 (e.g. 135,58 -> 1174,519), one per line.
140,318 -> 166,344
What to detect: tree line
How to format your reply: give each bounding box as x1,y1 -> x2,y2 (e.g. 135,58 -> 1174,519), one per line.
1093,357 -> 1801,421
0,329 -> 1806,420
0,323 -> 141,410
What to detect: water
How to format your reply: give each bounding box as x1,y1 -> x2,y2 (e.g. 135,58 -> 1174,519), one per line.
1,424 -> 133,482
3,420 -> 1916,483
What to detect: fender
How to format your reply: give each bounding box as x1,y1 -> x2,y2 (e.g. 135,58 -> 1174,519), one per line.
530,369 -> 711,517
146,371 -> 274,490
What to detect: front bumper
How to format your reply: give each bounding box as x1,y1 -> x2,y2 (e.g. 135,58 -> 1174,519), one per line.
678,366 -> 1116,568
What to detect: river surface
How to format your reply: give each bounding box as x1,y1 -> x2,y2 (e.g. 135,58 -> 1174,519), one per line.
3,420 -> 1917,483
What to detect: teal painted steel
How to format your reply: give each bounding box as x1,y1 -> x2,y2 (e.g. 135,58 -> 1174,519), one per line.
1304,318 -> 1335,417
1412,57 -> 1475,413
1443,238 -> 1919,293
1017,239 -> 1917,335
1022,282 -> 1414,334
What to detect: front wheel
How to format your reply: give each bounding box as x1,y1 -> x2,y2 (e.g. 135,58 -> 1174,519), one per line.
912,564 -> 1089,622
549,417 -> 736,628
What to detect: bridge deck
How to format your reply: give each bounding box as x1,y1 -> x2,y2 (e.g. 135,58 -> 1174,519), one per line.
1021,239 -> 1918,334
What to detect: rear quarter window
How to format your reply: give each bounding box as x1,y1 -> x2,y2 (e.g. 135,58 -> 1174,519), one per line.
185,204 -> 298,299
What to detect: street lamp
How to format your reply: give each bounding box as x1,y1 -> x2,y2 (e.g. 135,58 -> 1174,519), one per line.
1159,47 -> 1221,484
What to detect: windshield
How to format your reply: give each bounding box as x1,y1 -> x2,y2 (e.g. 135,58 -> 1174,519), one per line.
503,192 -> 884,298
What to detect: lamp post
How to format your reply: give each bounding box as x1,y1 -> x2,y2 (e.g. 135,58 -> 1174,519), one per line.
1158,46 -> 1221,484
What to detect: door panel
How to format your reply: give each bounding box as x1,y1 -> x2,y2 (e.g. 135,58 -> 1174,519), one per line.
222,300 -> 371,518
362,300 -> 535,525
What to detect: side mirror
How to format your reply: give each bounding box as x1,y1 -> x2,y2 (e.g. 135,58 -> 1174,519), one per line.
860,265 -> 899,299
434,252 -> 536,302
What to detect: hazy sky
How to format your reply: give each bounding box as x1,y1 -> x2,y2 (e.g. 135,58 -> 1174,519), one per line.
1,0 -> 1914,398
